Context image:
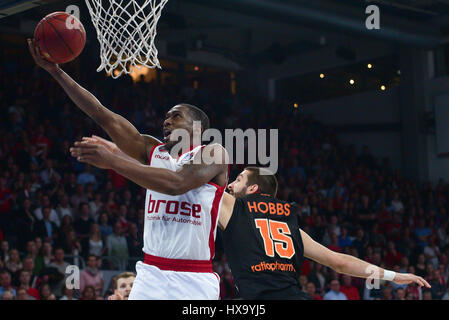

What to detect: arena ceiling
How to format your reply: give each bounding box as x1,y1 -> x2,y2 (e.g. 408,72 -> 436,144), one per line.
1,0 -> 448,67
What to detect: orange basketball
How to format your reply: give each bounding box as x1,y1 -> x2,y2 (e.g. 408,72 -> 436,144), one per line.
34,12 -> 86,64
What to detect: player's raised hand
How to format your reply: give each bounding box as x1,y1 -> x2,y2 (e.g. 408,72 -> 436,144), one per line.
27,38 -> 59,73
82,135 -> 119,155
70,140 -> 114,170
393,273 -> 431,288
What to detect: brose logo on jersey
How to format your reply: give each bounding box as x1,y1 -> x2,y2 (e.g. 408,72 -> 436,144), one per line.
147,194 -> 202,218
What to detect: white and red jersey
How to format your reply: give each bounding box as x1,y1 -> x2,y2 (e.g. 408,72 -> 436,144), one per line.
142,144 -> 227,270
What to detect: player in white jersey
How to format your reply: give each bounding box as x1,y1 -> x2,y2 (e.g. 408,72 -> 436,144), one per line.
28,41 -> 229,299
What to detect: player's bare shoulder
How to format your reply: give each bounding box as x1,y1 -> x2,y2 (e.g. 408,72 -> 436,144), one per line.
142,134 -> 163,163
200,143 -> 229,167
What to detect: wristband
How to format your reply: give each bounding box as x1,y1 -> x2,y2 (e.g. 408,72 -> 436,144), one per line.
382,270 -> 396,281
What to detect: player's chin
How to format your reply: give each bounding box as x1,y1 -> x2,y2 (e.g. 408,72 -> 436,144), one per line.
163,138 -> 175,148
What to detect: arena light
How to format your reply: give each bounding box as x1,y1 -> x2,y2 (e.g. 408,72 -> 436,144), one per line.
349,79 -> 355,85
367,63 -> 373,69
128,65 -> 157,83
320,73 -> 325,79
293,103 -> 299,108
381,85 -> 386,91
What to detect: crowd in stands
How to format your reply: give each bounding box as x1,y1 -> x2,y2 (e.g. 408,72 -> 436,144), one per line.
0,44 -> 449,300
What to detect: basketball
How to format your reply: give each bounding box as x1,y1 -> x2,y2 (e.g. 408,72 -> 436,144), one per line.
34,11 -> 86,64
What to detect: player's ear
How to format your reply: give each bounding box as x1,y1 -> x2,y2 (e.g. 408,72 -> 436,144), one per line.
247,184 -> 259,194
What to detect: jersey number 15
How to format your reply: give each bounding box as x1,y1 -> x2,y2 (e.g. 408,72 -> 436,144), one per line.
255,219 -> 295,259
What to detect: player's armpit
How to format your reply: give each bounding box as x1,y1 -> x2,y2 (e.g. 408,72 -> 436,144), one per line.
105,115 -> 162,164
299,229 -> 344,270
218,192 -> 236,230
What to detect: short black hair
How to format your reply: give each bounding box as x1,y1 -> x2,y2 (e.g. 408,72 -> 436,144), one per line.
181,103 -> 210,131
245,167 -> 278,197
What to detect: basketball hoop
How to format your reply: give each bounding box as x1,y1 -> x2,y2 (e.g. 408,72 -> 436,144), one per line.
85,0 -> 168,78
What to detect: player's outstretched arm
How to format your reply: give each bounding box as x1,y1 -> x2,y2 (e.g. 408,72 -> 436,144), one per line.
70,142 -> 228,195
300,229 -> 431,289
27,38 -> 160,164
81,135 -> 142,165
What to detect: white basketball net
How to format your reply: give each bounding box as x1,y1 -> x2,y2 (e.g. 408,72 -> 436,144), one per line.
85,0 -> 168,78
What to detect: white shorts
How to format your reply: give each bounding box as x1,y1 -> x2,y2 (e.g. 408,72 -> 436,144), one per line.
128,261 -> 220,300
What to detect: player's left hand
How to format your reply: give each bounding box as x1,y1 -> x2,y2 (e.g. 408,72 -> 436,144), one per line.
70,141 -> 114,169
392,273 -> 431,288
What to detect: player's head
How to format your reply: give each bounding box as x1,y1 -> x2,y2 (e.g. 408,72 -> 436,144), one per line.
163,104 -> 209,149
112,272 -> 136,300
228,167 -> 278,198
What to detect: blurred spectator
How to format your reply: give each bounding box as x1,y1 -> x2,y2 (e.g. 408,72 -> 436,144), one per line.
16,287 -> 34,300
339,275 -> 360,300
415,219 -> 432,248
422,290 -> 433,300
99,212 -> 113,239
306,282 -> 322,300
33,195 -> 61,227
395,287 -> 406,300
74,202 -> 94,256
24,240 -> 44,276
323,279 -> 347,300
307,262 -> 326,294
381,285 -> 394,300
16,198 -> 36,250
77,164 -> 96,187
0,270 -> 16,299
106,222 -> 128,270
89,193 -> 103,220
70,185 -> 88,215
117,205 -> 129,235
39,283 -> 56,300
429,269 -> 446,300
39,241 -> 54,266
57,195 -> 74,220
16,270 -> 39,300
338,227 -> 352,249
415,254 -> 427,278
384,241 -> 402,269
46,247 -> 69,297
5,248 -> 22,273
20,256 -> 40,289
0,240 -> 9,262
405,282 -> 422,300
40,159 -> 61,186
34,207 -> 59,246
80,285 -> 101,300
1,290 -> 14,300
298,275 -> 308,292
88,223 -> 105,257
442,285 -> 449,300
59,285 -> 78,300
80,254 -> 104,296
126,223 -> 143,259
0,177 -> 12,225
424,235 -> 440,268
